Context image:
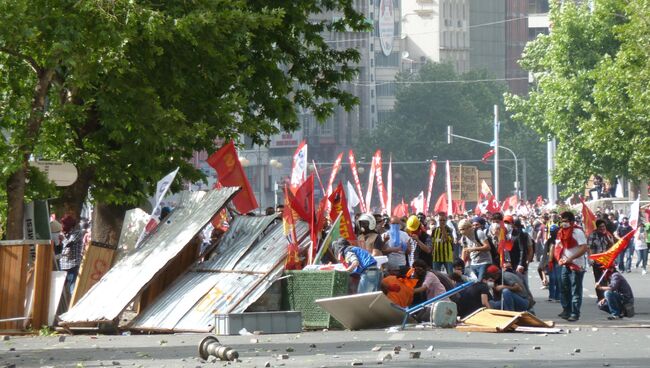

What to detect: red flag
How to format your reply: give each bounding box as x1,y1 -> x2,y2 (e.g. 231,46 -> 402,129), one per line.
501,195 -> 518,212
481,149 -> 495,163
326,153 -> 343,197
589,229 -> 636,269
207,141 -> 258,214
433,193 -> 447,214
348,150 -> 366,212
579,196 -> 597,237
393,199 -> 409,218
314,197 -> 329,236
374,150 -> 388,214
497,220 -> 513,266
486,195 -> 500,213
328,182 -> 356,241
282,185 -> 302,270
424,161 -> 437,215
287,174 -> 314,222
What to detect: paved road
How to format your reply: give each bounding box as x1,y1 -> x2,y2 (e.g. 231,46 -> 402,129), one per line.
2,263 -> 649,368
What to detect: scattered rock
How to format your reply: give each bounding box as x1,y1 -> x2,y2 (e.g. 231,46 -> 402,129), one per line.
159,339 -> 168,345
533,346 -> 541,350
309,344 -> 317,348
409,352 -> 421,359
1,335 -> 10,341
9,347 -> 16,351
371,346 -> 382,352
112,361 -> 121,366
508,348 -> 515,352
378,353 -> 392,362
250,338 -> 259,344
285,347 -> 294,352
351,360 -> 363,366
408,343 -> 415,349
603,363 -> 610,367
264,362 -> 271,367
426,345 -> 434,352
58,336 -> 66,342
393,346 -> 401,352
573,348 -> 581,353
277,354 -> 289,360
322,329 -> 329,332
336,345 -> 343,349
592,328 -> 599,332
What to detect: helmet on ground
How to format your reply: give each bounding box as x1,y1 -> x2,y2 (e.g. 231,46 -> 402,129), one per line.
406,215 -> 420,232
358,213 -> 376,231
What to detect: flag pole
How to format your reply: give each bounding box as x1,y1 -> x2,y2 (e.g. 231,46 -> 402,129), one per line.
312,160 -> 326,195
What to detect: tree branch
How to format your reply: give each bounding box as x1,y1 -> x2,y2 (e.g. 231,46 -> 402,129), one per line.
0,46 -> 41,74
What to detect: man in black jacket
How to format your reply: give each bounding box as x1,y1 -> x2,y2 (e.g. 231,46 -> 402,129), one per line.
504,216 -> 530,288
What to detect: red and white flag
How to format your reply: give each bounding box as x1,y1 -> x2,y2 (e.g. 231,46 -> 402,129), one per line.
136,167 -> 180,248
290,140 -> 308,193
374,150 -> 388,215
386,155 -> 393,216
411,191 -> 425,214
348,150 -> 366,212
480,179 -> 493,199
326,152 -> 343,197
481,149 -> 495,163
445,160 -> 453,215
393,199 -> 409,217
629,195 -> 641,229
424,160 -> 437,215
365,153 -> 376,212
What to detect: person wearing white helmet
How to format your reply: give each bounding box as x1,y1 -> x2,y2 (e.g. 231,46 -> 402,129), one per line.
356,213 -> 383,256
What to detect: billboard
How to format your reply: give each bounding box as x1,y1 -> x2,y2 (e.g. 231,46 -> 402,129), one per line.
379,0 -> 395,57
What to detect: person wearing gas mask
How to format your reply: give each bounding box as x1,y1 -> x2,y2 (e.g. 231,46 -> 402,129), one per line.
554,211 -> 589,322
356,213 -> 383,256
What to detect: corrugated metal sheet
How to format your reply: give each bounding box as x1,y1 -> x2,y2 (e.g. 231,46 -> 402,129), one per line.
130,220 -> 309,333
198,215 -> 277,271
59,187 -> 239,325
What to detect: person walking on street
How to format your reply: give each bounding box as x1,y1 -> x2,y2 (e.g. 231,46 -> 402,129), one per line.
555,211 -> 589,322
615,217 -> 633,272
634,223 -> 647,275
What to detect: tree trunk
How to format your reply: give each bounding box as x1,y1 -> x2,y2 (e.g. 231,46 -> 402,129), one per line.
5,68 -> 54,239
92,203 -> 129,247
51,167 -> 95,220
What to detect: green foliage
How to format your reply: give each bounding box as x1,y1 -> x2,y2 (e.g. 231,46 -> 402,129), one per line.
358,62 -> 546,201
0,1 -> 369,220
505,0 -> 649,195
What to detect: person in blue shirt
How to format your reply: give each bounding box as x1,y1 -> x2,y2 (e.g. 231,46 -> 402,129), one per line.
335,238 -> 380,293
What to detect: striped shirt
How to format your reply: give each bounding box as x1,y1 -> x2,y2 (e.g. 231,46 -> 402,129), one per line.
431,226 -> 454,263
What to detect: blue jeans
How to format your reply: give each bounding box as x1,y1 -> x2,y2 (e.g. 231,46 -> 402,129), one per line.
603,290 -> 631,317
358,269 -> 380,293
635,249 -> 648,270
548,264 -> 561,301
64,265 -> 80,297
470,264 -> 489,281
560,266 -> 585,317
616,243 -> 633,271
433,262 -> 453,275
489,289 -> 529,311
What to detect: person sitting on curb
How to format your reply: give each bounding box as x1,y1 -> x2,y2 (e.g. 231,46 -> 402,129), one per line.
487,265 -> 535,313
596,266 -> 635,320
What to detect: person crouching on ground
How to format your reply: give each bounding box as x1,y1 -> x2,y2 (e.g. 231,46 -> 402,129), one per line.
381,264 -> 414,308
335,238 -> 380,293
596,265 -> 634,320
486,265 -> 534,312
456,270 -> 494,318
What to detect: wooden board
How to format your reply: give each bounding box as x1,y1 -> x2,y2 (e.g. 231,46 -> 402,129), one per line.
32,243 -> 54,328
0,243 -> 30,330
49,271 -> 67,326
459,308 -> 552,333
70,241 -> 116,306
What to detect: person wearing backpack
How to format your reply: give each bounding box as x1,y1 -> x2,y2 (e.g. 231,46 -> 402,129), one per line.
459,219 -> 492,282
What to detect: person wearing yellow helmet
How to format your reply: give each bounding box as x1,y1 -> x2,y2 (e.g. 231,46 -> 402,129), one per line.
405,215 -> 433,270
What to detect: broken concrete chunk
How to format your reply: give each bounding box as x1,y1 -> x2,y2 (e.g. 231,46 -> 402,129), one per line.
371,346 -> 382,352
264,362 -> 271,368
427,345 -> 434,352
277,354 -> 289,360
378,353 -> 392,362
409,352 -> 421,359
351,360 -> 363,366
534,346 -> 541,350
574,348 -> 581,353
285,347 -> 294,352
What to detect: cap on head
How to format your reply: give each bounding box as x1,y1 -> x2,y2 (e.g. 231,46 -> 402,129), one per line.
503,215 -> 514,224
406,215 -> 420,232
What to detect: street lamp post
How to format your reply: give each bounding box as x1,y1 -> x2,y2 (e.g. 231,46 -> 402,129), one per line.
447,121 -> 521,198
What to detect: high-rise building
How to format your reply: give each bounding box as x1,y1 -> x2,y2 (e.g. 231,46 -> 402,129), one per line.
469,0 -> 506,80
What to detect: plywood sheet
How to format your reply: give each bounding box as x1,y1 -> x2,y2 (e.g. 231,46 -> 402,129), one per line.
315,292 -> 416,330
0,244 -> 30,330
70,242 -> 116,306
459,308 -> 552,332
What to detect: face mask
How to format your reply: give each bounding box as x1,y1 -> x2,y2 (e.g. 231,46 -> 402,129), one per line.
487,281 -> 495,288
389,223 -> 400,240
561,222 -> 571,229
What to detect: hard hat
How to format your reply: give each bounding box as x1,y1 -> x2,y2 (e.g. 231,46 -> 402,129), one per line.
406,215 -> 420,232
358,213 -> 376,231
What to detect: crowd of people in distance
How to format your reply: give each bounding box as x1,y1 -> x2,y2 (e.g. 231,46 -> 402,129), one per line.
323,206 -> 641,322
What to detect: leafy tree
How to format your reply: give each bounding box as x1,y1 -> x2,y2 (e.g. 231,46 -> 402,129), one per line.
0,1 -> 368,240
357,62 -> 546,205
504,0 -> 648,196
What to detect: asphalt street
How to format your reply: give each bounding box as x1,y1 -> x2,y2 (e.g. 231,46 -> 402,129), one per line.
2,262 -> 649,368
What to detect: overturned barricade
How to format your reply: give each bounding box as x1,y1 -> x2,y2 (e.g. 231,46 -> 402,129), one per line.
58,188 -> 239,329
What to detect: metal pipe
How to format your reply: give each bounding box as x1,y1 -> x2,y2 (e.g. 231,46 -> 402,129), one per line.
198,336 -> 239,361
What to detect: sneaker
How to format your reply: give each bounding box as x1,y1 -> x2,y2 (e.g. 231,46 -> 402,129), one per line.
540,285 -> 548,290
626,270 -> 632,273
607,315 -> 622,320
567,315 -> 579,322
642,269 -> 647,275
558,312 -> 570,320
